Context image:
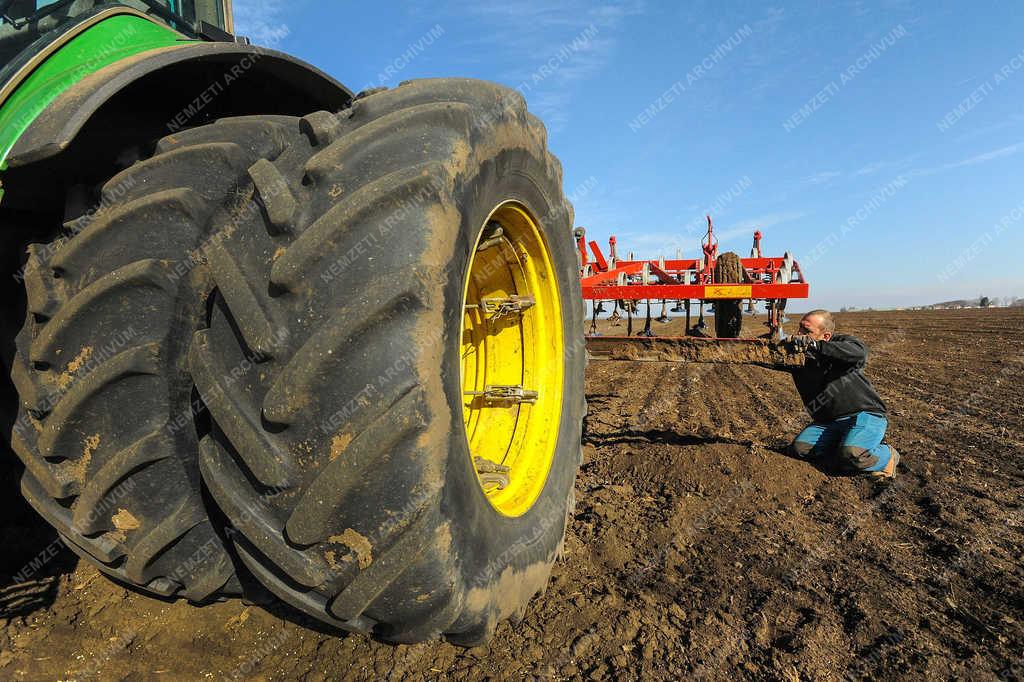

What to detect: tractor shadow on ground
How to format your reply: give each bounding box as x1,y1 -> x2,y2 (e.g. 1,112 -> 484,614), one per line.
581,404 -> 860,480
0,276 -> 79,622
0,407 -> 79,623
251,597 -> 363,639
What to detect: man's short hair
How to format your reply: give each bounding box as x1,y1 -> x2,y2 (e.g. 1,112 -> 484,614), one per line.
803,309 -> 836,333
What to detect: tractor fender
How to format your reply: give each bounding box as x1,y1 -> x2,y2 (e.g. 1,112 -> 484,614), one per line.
7,41 -> 354,168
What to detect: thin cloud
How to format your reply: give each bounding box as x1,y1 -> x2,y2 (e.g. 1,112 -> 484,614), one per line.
953,114 -> 1024,144
909,141 -> 1024,177
453,0 -> 644,130
728,210 -> 807,231
466,0 -> 643,30
803,170 -> 842,185
852,161 -> 888,177
849,153 -> 920,178
232,0 -> 289,46
526,90 -> 574,133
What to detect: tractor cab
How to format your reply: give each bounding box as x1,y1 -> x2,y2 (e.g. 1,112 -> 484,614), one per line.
1,1 -> 234,67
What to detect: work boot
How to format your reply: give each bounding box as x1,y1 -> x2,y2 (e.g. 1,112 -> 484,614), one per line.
869,447 -> 900,479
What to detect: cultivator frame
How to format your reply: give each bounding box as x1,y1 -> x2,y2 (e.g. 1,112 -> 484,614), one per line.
577,216 -> 809,362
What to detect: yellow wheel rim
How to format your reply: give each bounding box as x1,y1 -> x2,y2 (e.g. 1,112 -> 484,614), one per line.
460,201 -> 564,517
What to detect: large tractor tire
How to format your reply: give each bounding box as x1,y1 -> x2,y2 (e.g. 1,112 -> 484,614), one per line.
188,79 -> 583,644
713,251 -> 744,338
5,117 -> 305,600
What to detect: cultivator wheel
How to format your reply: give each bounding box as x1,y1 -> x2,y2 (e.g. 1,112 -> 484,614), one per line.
713,251 -> 744,338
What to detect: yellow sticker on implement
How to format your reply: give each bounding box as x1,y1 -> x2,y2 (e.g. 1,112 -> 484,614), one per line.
705,285 -> 752,299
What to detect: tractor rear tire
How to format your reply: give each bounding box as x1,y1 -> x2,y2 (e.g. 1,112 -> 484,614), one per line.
188,79 -> 583,644
5,117 -> 303,600
713,251 -> 744,338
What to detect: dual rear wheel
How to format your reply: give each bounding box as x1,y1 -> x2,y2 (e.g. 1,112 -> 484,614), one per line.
8,79 -> 583,643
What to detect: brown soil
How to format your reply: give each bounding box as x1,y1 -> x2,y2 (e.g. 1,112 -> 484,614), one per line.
1,308 -> 1022,680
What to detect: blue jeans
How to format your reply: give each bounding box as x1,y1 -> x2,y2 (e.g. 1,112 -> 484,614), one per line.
789,411 -> 892,473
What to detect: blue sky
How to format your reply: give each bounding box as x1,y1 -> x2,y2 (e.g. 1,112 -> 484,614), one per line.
234,1 -> 1024,310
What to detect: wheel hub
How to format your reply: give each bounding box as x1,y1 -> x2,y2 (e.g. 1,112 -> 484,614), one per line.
460,202 -> 563,517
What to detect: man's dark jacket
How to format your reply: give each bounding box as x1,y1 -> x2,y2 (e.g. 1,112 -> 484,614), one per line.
792,334 -> 886,422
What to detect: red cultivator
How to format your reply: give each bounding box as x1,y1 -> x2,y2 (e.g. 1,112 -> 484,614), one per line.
577,217 -> 810,362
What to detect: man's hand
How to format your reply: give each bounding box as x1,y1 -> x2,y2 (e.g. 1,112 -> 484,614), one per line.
791,335 -> 820,353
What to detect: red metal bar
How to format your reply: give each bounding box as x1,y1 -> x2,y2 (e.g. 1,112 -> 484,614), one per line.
588,241 -> 608,272
613,258 -> 702,270
582,271 -> 793,286
584,261 -> 648,284
647,262 -> 676,283
581,282 -> 809,300
610,257 -> 800,274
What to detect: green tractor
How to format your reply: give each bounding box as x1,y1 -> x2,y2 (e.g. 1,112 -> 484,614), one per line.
0,1 -> 583,644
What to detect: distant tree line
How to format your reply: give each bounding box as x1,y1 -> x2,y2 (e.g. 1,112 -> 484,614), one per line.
838,297 -> 1023,311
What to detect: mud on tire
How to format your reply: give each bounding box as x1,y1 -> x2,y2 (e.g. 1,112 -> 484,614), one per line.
6,117 -> 303,600
186,79 -> 584,643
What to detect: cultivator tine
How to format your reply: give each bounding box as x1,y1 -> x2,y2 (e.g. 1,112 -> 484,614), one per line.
638,299 -> 655,337
657,299 -> 669,323
693,303 -> 707,336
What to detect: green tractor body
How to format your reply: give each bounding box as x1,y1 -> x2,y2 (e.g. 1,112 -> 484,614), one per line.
0,2 -> 232,172
0,1 -> 584,646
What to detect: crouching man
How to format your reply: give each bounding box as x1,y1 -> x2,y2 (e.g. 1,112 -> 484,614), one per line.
787,309 -> 899,479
